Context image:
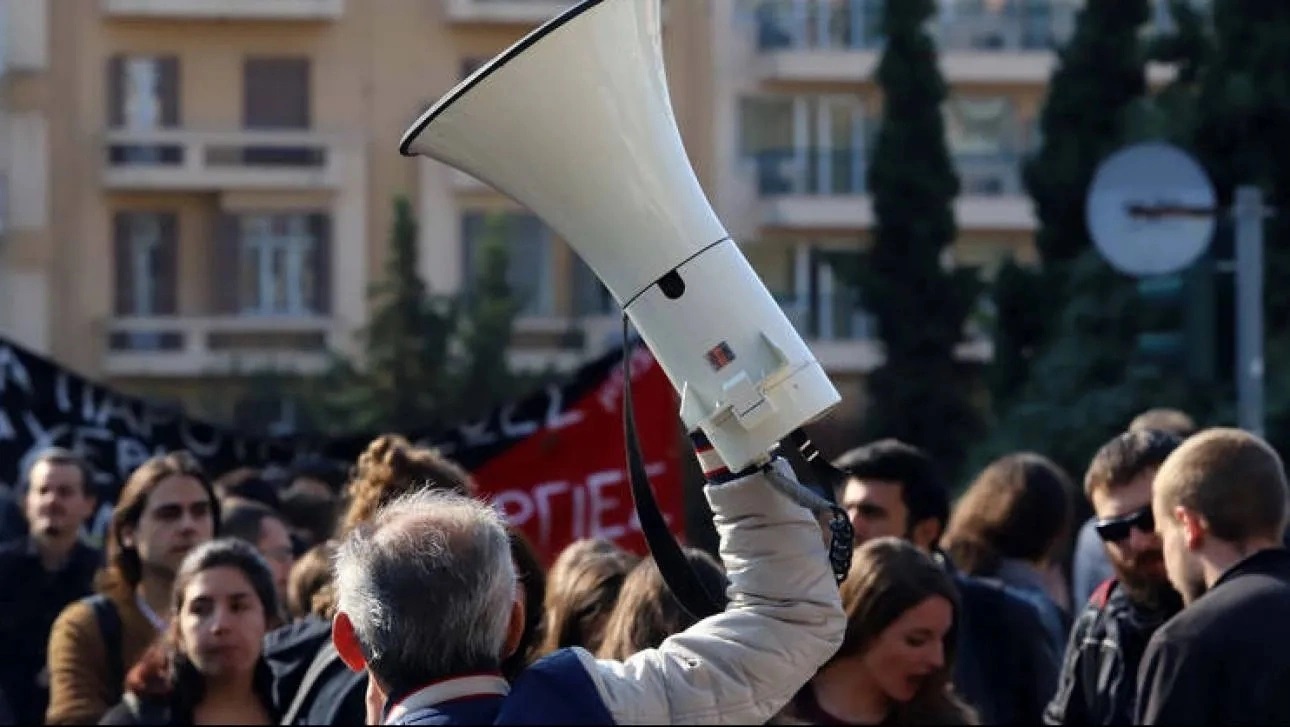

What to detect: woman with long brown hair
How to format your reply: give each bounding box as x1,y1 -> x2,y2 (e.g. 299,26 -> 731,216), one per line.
597,548 -> 728,660
99,538 -> 283,725
535,538 -> 637,656
777,537 -> 976,725
941,452 -> 1075,649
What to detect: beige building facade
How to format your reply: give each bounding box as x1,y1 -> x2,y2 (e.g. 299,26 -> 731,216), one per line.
0,0 -> 1177,431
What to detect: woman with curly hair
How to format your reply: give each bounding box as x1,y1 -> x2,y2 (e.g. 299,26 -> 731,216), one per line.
99,538 -> 282,725
337,433 -> 476,535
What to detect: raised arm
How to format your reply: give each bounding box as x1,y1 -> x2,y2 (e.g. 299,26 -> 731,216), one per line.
566,458 -> 845,725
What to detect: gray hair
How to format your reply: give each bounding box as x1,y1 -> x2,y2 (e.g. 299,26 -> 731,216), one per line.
333,488 -> 517,693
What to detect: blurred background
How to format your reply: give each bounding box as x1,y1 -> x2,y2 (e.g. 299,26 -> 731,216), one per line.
0,0 -> 1272,494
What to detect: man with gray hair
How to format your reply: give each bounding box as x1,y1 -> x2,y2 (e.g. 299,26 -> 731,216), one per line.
330,458 -> 846,724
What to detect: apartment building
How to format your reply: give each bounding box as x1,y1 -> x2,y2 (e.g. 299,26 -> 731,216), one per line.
0,0 -> 1176,434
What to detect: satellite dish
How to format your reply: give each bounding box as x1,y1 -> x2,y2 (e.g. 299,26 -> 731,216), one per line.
1086,141 -> 1217,277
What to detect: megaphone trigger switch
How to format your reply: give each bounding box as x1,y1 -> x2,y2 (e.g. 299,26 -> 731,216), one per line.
657,269 -> 686,300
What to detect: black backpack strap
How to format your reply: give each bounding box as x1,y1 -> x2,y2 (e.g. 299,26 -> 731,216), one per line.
88,594 -> 125,701
281,641 -> 341,725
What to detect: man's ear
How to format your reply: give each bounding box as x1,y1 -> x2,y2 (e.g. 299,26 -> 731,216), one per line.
1176,506 -> 1208,550
332,611 -> 369,673
119,524 -> 136,550
501,594 -> 526,660
909,517 -> 942,553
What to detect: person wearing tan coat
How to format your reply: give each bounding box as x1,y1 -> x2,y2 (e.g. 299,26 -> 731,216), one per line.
44,452 -> 219,725
44,585 -> 160,725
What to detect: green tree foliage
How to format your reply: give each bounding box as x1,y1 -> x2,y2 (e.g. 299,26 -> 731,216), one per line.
988,0 -> 1152,408
1185,0 -> 1290,449
310,196 -> 460,434
859,0 -> 982,475
453,215 -> 525,421
971,1 -> 1232,478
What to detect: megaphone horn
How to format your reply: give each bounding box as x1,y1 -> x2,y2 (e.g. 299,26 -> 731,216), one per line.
400,0 -> 840,473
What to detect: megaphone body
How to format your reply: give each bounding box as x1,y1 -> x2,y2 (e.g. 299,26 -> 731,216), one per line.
401,0 -> 840,472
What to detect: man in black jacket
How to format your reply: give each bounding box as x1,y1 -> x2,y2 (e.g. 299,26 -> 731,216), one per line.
834,440 -> 1061,724
1045,429 -> 1184,725
1136,428 -> 1290,724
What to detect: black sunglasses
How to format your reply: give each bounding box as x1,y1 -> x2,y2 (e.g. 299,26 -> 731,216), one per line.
1094,506 -> 1155,543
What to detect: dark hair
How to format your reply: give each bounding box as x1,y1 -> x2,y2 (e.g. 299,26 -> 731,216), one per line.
100,452 -> 221,592
212,467 -> 280,511
833,439 -> 950,536
826,537 -> 976,725
943,453 -> 1074,576
124,538 -> 281,720
1128,408 -> 1198,439
288,455 -> 348,497
503,527 -> 547,681
221,500 -> 285,549
278,488 -> 340,548
25,447 -> 95,498
1085,429 -> 1183,499
287,540 -> 337,620
597,548 -> 728,660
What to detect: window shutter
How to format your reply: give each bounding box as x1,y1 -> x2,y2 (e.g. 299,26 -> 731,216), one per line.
106,55 -> 125,128
158,56 -> 180,128
113,212 -> 136,315
308,213 -> 332,315
212,214 -> 242,314
154,213 -> 179,315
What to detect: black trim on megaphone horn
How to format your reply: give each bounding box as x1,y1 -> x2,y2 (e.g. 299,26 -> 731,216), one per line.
399,0 -> 612,157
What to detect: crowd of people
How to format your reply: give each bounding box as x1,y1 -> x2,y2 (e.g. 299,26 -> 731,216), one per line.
0,406 -> 1288,725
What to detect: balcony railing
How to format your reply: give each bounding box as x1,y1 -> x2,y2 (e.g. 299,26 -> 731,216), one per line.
752,147 -> 866,197
102,128 -> 349,190
102,315 -> 337,377
444,0 -> 572,24
748,0 -> 1078,53
101,0 -> 344,20
955,152 -> 1023,196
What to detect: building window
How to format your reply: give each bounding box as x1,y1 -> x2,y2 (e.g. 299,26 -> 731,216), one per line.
238,214 -> 320,316
113,211 -> 178,317
750,0 -> 881,51
944,96 -> 1019,195
740,94 -> 866,196
460,212 -> 555,317
106,54 -> 181,165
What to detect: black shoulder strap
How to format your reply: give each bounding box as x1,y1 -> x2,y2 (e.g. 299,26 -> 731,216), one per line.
621,319 -> 724,622
281,641 -> 341,725
88,594 -> 125,700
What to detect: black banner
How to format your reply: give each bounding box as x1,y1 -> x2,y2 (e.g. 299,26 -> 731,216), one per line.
0,336 -> 632,500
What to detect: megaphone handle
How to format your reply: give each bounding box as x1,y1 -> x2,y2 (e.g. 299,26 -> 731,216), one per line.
621,314 -> 725,622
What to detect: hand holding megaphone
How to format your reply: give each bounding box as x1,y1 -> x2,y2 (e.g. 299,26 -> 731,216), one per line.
399,0 -> 841,473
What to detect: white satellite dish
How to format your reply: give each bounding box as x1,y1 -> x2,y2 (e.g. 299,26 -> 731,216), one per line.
1085,141 -> 1217,277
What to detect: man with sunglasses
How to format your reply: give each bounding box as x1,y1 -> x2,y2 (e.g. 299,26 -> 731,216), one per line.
1045,429 -> 1184,725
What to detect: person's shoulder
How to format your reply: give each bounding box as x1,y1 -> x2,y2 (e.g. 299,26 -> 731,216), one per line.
504,648 -> 612,723
263,616 -> 332,657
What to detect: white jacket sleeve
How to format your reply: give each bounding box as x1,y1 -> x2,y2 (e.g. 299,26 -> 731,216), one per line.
571,457 -> 847,725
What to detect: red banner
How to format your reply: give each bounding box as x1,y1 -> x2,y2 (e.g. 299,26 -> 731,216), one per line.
471,345 -> 684,564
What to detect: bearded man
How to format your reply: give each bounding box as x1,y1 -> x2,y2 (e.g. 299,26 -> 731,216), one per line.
1044,429 -> 1184,725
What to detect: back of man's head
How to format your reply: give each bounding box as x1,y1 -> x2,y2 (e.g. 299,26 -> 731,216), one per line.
334,489 -> 516,695
1155,428 -> 1288,544
1129,408 -> 1198,439
832,439 -> 950,535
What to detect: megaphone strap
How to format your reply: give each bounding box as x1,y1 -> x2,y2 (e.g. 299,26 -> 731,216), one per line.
620,314 -> 726,621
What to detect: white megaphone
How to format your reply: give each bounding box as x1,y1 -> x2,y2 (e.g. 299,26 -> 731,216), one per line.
400,0 -> 840,472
